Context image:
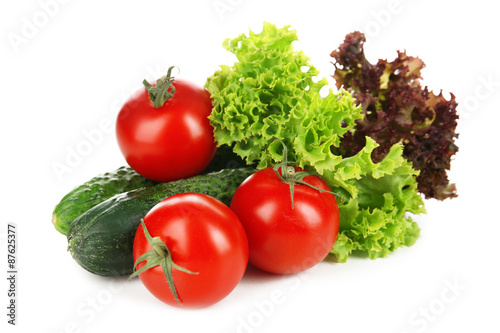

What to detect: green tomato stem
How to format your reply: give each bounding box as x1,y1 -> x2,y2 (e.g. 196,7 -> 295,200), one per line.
128,219 -> 198,305
143,66 -> 178,109
273,138 -> 340,209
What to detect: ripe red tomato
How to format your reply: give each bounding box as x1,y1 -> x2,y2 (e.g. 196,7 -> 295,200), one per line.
116,74 -> 217,182
132,193 -> 248,308
230,167 -> 340,275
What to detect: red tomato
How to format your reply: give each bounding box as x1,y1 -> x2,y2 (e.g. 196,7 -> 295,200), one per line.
132,193 -> 248,308
230,167 -> 340,274
116,76 -> 217,182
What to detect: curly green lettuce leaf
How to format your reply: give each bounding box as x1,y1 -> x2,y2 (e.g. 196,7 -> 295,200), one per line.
330,139 -> 425,262
206,22 -> 425,262
206,22 -> 363,172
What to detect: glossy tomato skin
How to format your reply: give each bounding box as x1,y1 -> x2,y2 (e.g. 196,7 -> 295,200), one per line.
116,79 -> 217,182
133,193 -> 248,308
230,167 -> 339,275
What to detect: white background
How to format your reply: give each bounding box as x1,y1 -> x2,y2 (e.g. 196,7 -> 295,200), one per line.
1,0 -> 499,332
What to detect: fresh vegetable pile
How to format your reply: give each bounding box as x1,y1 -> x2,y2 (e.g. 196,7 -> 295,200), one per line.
206,22 -> 427,262
53,22 -> 458,308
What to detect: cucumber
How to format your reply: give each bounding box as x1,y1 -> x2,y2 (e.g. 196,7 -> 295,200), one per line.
201,143 -> 250,173
53,147 -> 249,236
67,168 -> 255,276
52,166 -> 158,235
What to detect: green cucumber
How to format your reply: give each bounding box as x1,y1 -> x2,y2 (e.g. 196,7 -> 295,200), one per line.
67,168 -> 255,276
53,147 -> 248,236
52,166 -> 158,235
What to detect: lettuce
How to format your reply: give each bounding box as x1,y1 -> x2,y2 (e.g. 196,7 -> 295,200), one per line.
331,139 -> 425,262
206,22 -> 362,171
206,22 -> 425,262
331,31 -> 459,200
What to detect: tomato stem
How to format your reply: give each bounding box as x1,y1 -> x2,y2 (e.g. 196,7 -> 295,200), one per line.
143,66 -> 178,108
285,166 -> 295,179
273,139 -> 339,209
128,219 -> 198,305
